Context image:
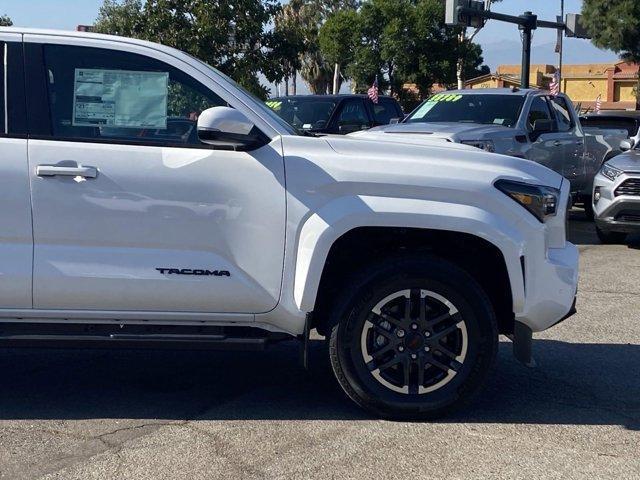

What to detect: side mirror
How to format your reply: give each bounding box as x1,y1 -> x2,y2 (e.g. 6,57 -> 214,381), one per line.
620,139 -> 635,151
532,118 -> 554,134
197,106 -> 265,150
389,117 -> 401,125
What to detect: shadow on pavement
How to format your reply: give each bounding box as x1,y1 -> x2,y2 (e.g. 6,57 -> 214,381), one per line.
568,208 -> 640,247
0,339 -> 638,429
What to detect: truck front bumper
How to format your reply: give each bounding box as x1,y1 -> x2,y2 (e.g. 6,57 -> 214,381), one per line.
593,172 -> 640,234
516,241 -> 579,333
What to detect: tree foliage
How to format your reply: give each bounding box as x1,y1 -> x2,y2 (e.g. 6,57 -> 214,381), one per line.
582,0 -> 640,105
0,14 -> 13,27
318,0 -> 488,104
95,0 -> 279,99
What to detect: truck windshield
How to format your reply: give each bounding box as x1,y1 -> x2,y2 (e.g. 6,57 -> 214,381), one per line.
266,97 -> 338,130
405,94 -> 525,128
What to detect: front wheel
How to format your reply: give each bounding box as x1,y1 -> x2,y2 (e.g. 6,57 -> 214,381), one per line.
328,255 -> 498,420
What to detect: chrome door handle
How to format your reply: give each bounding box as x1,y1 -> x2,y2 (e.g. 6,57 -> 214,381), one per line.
36,165 -> 98,178
553,140 -> 562,147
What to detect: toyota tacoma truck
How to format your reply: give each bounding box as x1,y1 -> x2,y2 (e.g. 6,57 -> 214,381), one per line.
355,88 -> 625,217
0,28 -> 578,419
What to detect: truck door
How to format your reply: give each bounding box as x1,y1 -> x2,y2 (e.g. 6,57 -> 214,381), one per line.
524,96 -> 561,173
24,38 -> 286,315
0,34 -> 32,309
549,96 -> 586,192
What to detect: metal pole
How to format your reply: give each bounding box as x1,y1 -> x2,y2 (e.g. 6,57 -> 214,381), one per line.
559,0 -> 564,92
519,12 -> 536,89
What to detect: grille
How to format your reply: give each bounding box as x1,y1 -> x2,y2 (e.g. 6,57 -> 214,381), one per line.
615,178 -> 640,197
615,211 -> 640,223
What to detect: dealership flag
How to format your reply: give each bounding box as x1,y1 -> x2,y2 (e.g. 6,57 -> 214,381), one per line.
549,71 -> 560,96
368,76 -> 379,104
595,94 -> 602,113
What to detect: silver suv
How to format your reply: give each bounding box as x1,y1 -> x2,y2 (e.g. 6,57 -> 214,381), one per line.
593,140 -> 640,243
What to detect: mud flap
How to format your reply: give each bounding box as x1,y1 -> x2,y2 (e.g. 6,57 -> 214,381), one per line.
512,321 -> 536,368
299,312 -> 312,370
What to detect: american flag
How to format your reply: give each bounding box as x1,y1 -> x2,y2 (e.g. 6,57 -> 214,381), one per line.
595,94 -> 602,113
367,76 -> 379,104
549,71 -> 560,96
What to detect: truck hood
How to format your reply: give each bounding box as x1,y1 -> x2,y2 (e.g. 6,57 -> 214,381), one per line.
605,149 -> 640,173
310,134 -> 564,191
357,121 -> 515,141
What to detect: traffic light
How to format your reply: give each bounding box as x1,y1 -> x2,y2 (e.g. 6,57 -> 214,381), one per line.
565,14 -> 591,39
445,0 -> 486,28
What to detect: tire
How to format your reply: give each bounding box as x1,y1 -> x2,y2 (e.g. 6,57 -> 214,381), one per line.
596,226 -> 627,244
583,196 -> 594,221
328,254 -> 498,420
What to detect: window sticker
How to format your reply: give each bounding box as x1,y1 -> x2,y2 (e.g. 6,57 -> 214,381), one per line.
265,100 -> 282,112
73,69 -> 169,129
412,101 -> 437,118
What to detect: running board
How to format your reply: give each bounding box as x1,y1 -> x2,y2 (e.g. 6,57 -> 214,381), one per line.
0,323 -> 290,351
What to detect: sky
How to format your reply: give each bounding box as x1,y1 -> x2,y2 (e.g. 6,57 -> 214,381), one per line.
0,0 -> 620,93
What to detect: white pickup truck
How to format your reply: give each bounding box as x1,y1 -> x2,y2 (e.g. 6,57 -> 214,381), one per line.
357,89 -> 625,216
0,28 -> 578,419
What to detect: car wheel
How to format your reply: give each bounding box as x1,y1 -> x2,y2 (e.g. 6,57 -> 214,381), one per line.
328,255 -> 498,420
583,196 -> 594,221
596,226 -> 627,244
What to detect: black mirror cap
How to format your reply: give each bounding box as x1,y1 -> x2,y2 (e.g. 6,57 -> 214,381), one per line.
532,118 -> 555,134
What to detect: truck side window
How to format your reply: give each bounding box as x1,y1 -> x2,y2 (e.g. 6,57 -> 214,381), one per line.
550,97 -> 574,132
527,97 -> 552,131
41,44 -> 225,146
372,98 -> 399,125
338,99 -> 369,126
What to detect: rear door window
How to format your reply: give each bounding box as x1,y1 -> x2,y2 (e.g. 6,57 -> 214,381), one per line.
580,116 -> 640,137
526,97 -> 553,131
372,98 -> 401,125
550,97 -> 574,132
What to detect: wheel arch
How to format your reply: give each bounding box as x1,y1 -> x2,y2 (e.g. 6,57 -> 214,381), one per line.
293,196 -> 526,333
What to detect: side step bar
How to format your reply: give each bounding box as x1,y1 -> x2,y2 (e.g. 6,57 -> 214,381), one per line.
0,323 -> 291,351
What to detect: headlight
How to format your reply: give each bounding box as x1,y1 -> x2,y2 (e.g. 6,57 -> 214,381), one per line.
600,163 -> 623,181
461,140 -> 495,152
495,179 -> 560,222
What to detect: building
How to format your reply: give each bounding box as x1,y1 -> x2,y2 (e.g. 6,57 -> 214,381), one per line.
465,62 -> 639,111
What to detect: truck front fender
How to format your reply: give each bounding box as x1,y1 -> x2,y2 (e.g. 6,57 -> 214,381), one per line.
293,195 -> 527,314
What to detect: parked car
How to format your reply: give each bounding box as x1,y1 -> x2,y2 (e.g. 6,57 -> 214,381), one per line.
353,88 -> 626,214
265,94 -> 404,134
0,27 -> 578,419
592,138 -> 640,243
580,110 -> 640,149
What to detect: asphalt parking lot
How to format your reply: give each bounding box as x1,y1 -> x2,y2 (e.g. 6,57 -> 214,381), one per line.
0,211 -> 638,480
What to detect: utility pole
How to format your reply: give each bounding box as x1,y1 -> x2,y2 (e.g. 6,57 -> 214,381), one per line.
558,0 -> 564,91
518,12 -> 537,89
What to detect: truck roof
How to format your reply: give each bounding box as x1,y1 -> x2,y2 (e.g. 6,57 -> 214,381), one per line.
438,88 -> 544,97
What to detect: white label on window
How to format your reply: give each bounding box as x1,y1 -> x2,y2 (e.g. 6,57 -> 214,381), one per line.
412,101 -> 436,119
73,69 -> 169,128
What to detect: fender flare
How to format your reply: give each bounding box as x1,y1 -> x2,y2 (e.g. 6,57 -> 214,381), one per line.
293,195 -> 527,314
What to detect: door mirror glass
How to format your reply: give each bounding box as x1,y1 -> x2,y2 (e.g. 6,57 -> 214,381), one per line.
532,118 -> 554,135
197,106 -> 264,149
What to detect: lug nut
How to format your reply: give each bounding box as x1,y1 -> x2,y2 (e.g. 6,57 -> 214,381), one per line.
411,353 -> 417,359
424,331 -> 431,337
424,346 -> 430,352
411,323 -> 418,330
396,329 -> 405,338
398,346 -> 405,352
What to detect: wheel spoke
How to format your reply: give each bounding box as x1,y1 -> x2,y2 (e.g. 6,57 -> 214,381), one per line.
375,355 -> 402,372
428,356 -> 450,373
377,311 -> 402,328
435,343 -> 458,360
430,322 -> 460,341
371,342 -> 395,358
402,357 -> 411,389
372,323 -> 394,340
425,311 -> 451,328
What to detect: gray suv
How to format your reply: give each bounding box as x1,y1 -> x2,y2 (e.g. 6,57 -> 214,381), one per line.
592,139 -> 640,243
